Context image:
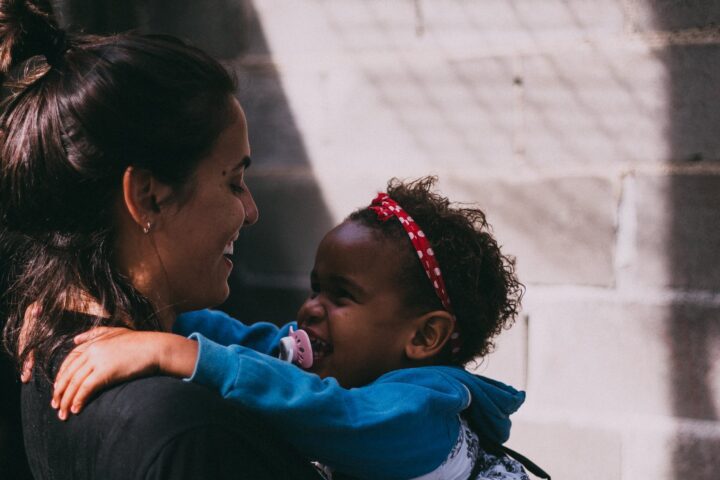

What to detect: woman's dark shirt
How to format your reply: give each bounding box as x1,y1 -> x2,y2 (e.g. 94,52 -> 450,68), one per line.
22,353 -> 322,479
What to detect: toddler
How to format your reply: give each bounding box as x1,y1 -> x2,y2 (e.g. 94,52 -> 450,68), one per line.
52,177 -> 545,480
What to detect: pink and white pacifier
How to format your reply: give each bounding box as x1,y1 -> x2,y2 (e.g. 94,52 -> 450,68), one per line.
278,326 -> 313,369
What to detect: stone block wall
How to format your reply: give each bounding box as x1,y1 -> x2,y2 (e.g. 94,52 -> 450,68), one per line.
2,1 -> 716,479
231,1 -> 720,478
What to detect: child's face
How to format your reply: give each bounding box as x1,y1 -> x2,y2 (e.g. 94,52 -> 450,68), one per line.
297,220 -> 419,388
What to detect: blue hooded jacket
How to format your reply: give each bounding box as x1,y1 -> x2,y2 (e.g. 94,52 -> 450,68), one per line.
176,310 -> 525,480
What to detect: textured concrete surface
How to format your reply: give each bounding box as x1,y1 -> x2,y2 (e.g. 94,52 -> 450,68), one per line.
509,418 -> 623,480
670,429 -> 720,480
623,419 -> 720,479
659,45 -> 720,165
627,0 -> 720,32
449,176 -> 618,286
469,314 -> 528,391
3,2 -> 715,480
525,299 -> 720,419
240,1 -> 720,478
521,46 -> 669,167
633,174 -> 720,290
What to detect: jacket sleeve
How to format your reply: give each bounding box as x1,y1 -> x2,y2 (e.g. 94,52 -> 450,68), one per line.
174,309 -> 294,355
188,334 -> 469,480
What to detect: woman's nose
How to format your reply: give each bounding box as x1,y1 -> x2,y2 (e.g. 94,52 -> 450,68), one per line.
297,296 -> 325,325
242,189 -> 259,226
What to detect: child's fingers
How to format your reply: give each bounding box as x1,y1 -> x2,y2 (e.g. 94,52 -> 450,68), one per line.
57,362 -> 95,421
54,347 -> 87,391
74,326 -> 113,345
53,351 -> 89,409
68,372 -> 106,415
20,352 -> 35,383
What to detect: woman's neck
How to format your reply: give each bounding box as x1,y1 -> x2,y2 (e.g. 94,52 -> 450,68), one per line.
113,212 -> 177,331
66,287 -> 176,332
117,265 -> 177,331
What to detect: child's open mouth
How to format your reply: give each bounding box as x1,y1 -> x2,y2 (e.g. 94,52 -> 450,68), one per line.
309,336 -> 333,362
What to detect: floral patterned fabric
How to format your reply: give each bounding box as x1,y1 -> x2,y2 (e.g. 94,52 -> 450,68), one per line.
454,418 -> 530,480
473,450 -> 530,480
313,417 -> 529,480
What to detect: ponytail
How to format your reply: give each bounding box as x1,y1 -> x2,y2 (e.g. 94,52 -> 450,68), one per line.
0,0 -> 65,78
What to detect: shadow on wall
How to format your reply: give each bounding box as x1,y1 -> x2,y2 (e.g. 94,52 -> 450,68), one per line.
650,4 -> 720,479
55,0 -> 246,57
1,0 -> 334,477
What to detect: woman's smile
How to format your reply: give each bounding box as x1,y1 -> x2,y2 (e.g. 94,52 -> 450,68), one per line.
223,239 -> 236,270
150,99 -> 258,313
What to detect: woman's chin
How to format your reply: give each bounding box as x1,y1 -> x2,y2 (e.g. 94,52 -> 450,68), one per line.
194,284 -> 231,310
212,284 -> 231,306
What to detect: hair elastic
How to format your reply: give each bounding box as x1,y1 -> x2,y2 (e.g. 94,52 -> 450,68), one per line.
369,193 -> 462,358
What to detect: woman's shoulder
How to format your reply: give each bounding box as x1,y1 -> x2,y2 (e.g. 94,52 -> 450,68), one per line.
100,376 -> 321,478
92,376 -> 249,437
22,374 -> 321,480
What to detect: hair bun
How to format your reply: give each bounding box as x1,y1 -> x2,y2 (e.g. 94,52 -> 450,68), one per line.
0,0 -> 63,74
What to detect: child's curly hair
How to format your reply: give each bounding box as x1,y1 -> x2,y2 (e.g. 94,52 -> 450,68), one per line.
349,176 -> 524,366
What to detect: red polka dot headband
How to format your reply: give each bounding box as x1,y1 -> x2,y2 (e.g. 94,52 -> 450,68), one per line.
369,193 -> 462,358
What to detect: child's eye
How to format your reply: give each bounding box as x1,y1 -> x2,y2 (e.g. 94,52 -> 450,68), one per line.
230,183 -> 245,194
333,288 -> 355,302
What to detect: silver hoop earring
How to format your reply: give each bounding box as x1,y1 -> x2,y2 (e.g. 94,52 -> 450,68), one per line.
142,221 -> 152,234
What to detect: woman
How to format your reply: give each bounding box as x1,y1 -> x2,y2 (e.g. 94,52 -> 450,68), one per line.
1,1 -> 320,478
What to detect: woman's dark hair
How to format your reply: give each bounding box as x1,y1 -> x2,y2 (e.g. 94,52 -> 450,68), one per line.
349,176 -> 524,366
0,0 -> 237,377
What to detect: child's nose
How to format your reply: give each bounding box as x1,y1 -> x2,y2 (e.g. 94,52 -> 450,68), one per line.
298,296 -> 325,325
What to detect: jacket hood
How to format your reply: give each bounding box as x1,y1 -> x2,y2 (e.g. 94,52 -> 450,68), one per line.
435,366 -> 525,445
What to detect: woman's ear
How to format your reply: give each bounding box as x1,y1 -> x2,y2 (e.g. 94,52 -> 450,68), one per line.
121,166 -> 173,229
405,311 -> 455,362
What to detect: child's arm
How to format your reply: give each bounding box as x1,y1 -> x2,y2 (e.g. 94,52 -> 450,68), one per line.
188,334 -> 469,480
174,309 -> 293,354
53,329 -> 468,479
52,327 -> 197,420
51,311 -> 296,418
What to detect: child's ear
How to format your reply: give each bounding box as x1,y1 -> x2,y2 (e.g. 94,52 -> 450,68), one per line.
405,311 -> 455,362
122,166 -> 174,230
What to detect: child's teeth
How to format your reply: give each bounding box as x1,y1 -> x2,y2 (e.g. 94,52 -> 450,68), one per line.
310,337 -> 332,354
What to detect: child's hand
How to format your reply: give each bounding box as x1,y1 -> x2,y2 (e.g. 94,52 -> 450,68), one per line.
19,303 -> 41,383
20,354 -> 34,383
52,327 -> 166,420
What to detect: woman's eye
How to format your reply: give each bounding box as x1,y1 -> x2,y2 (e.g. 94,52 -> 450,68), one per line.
230,183 -> 245,194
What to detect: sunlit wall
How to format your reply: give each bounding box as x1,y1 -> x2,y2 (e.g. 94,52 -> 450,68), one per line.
1,2 -> 718,479
246,2 -> 720,478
